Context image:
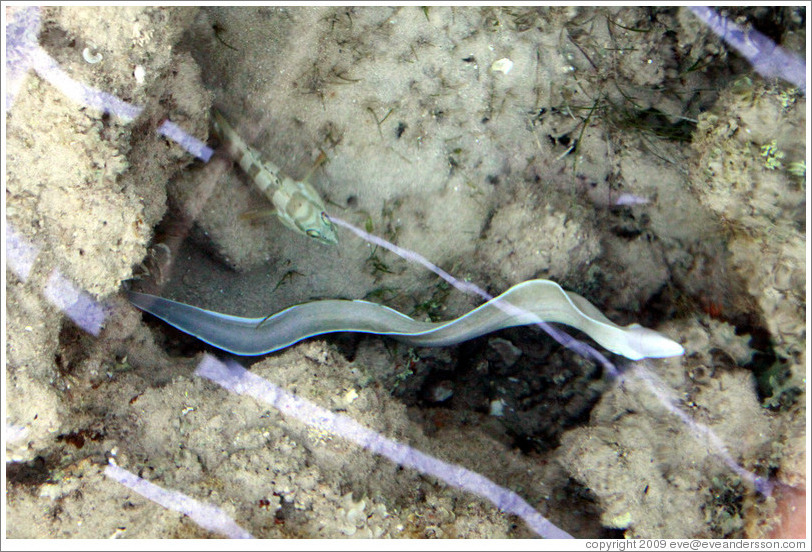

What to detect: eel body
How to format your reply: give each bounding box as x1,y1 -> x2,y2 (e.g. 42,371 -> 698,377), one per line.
127,280 -> 684,361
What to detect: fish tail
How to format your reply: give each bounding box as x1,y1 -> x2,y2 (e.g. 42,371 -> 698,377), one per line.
211,109 -> 280,195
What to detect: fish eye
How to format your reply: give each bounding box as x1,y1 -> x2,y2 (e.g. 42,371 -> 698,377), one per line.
320,212 -> 331,225
306,229 -> 322,239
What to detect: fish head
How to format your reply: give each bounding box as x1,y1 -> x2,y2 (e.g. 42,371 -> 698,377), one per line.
303,211 -> 339,246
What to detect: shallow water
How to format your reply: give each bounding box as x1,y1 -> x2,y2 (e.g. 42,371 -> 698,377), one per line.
4,5 -> 808,540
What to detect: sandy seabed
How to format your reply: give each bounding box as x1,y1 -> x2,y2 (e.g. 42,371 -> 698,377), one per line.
4,5 -> 807,539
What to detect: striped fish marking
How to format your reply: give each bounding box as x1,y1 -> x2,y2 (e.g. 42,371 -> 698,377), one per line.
212,109 -> 338,246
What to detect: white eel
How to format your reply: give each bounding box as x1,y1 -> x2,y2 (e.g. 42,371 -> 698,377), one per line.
127,279 -> 684,361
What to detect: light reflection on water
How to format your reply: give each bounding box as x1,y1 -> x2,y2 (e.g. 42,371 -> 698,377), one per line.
4,5 -> 805,539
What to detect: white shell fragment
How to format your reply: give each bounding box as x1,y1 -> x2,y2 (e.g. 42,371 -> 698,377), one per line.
133,65 -> 146,84
490,57 -> 514,74
82,47 -> 103,64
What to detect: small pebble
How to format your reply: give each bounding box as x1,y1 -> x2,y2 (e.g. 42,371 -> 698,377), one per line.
491,57 -> 513,74
133,65 -> 145,84
488,337 -> 522,367
426,380 -> 453,403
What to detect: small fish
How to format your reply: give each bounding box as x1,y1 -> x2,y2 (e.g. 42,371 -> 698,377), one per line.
211,109 -> 338,246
